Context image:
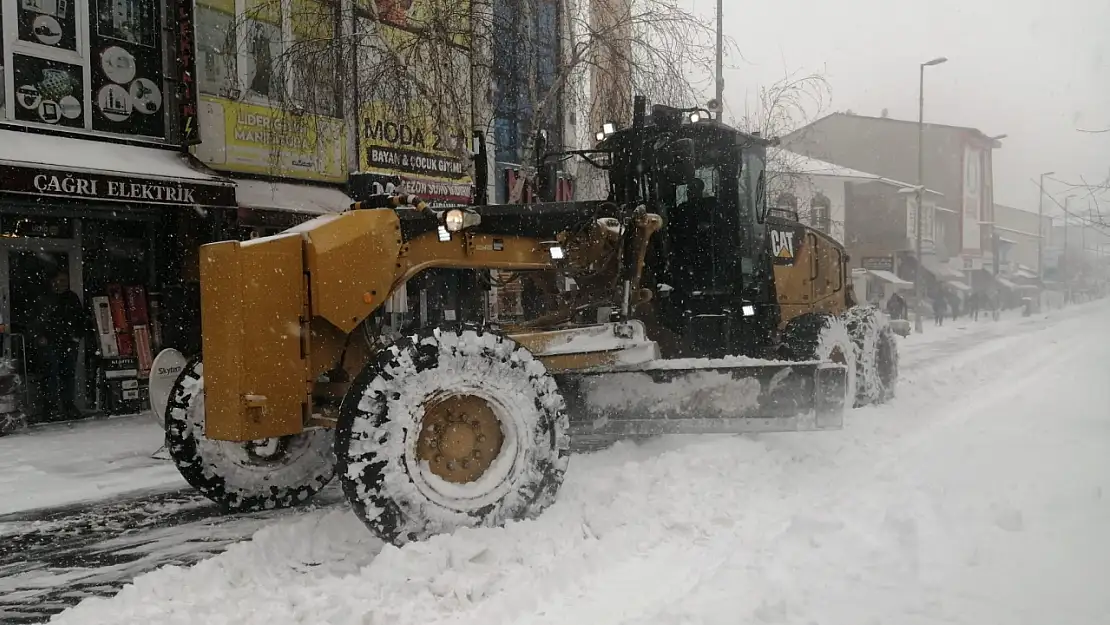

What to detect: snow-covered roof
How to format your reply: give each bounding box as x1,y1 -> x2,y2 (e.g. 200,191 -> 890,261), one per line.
235,178 -> 353,215
768,148 -> 943,197
0,128 -> 230,184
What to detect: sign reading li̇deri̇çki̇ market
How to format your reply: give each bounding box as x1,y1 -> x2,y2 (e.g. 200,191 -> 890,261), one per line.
0,164 -> 234,207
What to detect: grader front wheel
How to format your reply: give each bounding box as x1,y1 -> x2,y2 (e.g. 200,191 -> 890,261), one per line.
335,326 -> 570,546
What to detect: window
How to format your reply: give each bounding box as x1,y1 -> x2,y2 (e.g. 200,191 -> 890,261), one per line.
492,0 -> 562,164
811,191 -> 831,233
194,0 -> 340,116
197,6 -> 237,97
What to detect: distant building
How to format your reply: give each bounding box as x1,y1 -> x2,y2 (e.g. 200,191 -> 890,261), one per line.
782,112 -> 1005,292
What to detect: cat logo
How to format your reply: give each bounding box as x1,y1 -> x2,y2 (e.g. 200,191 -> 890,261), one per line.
770,229 -> 796,262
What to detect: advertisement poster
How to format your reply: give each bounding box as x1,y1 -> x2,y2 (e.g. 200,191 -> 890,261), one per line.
192,95 -> 347,182
90,0 -> 166,137
17,0 -> 78,51
11,54 -> 86,128
357,9 -> 472,188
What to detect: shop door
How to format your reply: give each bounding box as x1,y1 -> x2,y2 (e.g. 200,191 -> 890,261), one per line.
0,241 -> 85,418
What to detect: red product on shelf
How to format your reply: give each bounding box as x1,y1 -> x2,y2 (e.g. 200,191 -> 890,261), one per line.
125,286 -> 154,377
106,285 -> 134,357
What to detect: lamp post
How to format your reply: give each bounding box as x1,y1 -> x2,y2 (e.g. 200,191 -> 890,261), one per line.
1037,171 -> 1054,283
1064,195 -> 1074,303
913,56 -> 948,334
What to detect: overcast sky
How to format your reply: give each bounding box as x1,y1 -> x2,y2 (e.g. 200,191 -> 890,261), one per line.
692,0 -> 1109,216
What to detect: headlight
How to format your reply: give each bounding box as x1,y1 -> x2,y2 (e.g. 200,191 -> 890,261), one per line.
548,246 -> 565,260
742,304 -> 756,317
444,209 -> 466,232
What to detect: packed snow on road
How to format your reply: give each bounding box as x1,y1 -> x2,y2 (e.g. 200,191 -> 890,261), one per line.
36,301 -> 1110,624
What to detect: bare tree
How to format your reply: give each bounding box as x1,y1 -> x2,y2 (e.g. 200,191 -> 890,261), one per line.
735,70 -> 834,230
209,0 -> 725,196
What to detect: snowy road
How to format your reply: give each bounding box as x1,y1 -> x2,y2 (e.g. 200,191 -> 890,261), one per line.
7,302 -> 1110,625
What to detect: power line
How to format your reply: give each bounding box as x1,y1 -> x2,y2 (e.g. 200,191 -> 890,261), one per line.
1034,181 -> 1110,235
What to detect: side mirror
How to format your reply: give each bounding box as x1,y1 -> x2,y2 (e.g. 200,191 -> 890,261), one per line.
658,138 -> 696,183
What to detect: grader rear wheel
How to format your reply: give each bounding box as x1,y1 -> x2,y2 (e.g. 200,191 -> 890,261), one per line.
846,306 -> 899,406
165,358 -> 336,512
335,325 -> 570,546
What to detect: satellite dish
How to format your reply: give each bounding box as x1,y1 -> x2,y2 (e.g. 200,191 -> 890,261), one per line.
148,348 -> 188,430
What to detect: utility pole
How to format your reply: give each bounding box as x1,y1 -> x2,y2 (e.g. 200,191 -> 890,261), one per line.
1037,171 -> 1053,283
914,56 -> 947,334
714,0 -> 724,118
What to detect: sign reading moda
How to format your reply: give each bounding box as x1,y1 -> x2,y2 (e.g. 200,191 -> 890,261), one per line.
0,164 -> 235,207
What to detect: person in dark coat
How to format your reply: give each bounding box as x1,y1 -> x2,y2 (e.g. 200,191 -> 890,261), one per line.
885,292 -> 907,320
932,292 -> 947,326
31,271 -> 86,421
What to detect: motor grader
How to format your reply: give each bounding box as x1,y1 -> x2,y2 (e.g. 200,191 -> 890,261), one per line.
165,98 -> 898,544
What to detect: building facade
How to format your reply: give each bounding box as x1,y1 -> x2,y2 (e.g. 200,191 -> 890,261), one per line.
0,0 -> 245,419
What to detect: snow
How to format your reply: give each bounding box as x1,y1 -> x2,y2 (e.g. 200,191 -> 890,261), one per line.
0,129 -> 230,184
38,298 -> 1110,624
234,178 -> 354,215
0,414 -> 183,516
582,370 -> 763,416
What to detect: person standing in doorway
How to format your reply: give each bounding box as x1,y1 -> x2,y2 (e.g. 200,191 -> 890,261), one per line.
31,270 -> 86,421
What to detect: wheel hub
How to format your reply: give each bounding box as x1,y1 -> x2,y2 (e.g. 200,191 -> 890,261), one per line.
245,437 -> 288,462
416,394 -> 504,484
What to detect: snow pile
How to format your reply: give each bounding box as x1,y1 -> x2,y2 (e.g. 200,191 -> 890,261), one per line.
45,299 -> 1110,624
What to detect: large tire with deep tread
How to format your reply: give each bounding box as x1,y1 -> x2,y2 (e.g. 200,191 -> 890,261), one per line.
335,325 -> 570,545
166,358 -> 336,512
846,305 -> 899,406
781,313 -> 857,409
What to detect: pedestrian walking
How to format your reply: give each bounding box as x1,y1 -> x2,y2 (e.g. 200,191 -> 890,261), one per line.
933,292 -> 947,326
969,291 -> 981,321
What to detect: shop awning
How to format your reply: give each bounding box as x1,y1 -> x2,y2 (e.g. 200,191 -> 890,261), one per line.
867,270 -> 913,287
920,257 -> 966,280
1014,269 -> 1038,280
235,179 -> 354,215
995,276 -> 1019,289
0,129 -> 235,207
946,280 -> 971,292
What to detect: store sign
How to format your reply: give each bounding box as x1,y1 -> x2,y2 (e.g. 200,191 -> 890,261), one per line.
861,256 -> 895,272
191,96 -> 347,183
0,164 -> 235,207
962,145 -> 983,252
349,172 -> 472,208
4,0 -> 170,139
176,0 -> 201,145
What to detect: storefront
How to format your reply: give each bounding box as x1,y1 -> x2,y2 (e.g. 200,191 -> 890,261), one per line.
0,130 -> 236,422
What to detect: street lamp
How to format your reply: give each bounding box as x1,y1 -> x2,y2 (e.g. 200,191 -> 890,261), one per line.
1064,194 -> 1075,303
913,56 -> 948,334
1037,171 -> 1054,282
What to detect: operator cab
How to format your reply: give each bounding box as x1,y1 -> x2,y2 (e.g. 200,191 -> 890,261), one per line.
598,105 -> 777,357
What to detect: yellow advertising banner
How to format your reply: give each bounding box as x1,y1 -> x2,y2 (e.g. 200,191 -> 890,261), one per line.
357,19 -> 471,185
192,95 -> 347,183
